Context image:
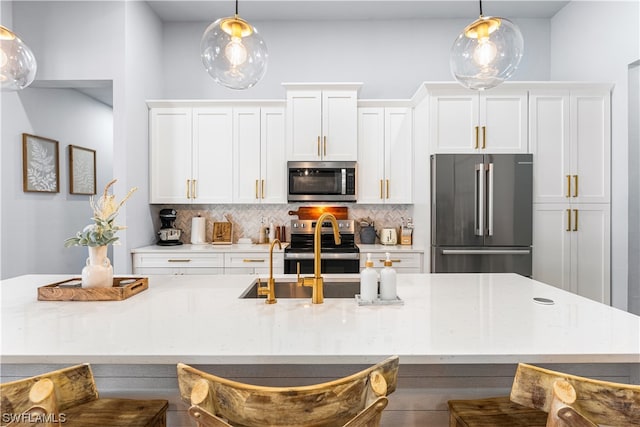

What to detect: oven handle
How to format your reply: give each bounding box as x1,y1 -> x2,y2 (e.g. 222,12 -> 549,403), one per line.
284,252 -> 360,260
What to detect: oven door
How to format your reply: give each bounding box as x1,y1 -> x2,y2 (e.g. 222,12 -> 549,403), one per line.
284,253 -> 360,274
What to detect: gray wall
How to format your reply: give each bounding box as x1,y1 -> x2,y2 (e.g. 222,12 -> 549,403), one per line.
549,0 -> 640,310
161,18 -> 550,100
0,88 -> 113,278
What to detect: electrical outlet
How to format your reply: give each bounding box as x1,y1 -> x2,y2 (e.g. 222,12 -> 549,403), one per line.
261,216 -> 267,225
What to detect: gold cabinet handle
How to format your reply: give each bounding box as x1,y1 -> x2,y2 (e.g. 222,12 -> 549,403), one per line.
386,179 -> 390,199
573,175 -> 578,198
261,179 -> 265,199
380,180 -> 384,199
168,259 -> 191,263
192,179 -> 197,199
566,175 -> 571,198
566,209 -> 572,232
243,259 -> 265,263
573,209 -> 578,231
379,259 -> 402,263
186,179 -> 191,199
255,179 -> 259,199
317,136 -> 321,157
474,126 -> 479,149
323,136 -> 327,157
482,126 -> 486,149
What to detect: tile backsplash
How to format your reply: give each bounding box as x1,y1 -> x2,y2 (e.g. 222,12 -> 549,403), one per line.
153,204 -> 413,244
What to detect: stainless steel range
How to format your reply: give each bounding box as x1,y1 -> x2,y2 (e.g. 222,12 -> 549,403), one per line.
284,219 -> 360,274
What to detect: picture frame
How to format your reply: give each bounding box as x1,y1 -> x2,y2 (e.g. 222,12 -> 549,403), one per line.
212,222 -> 233,245
22,133 -> 60,193
69,145 -> 96,195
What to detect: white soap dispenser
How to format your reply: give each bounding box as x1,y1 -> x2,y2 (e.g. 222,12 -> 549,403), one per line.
380,252 -> 397,300
360,253 -> 378,303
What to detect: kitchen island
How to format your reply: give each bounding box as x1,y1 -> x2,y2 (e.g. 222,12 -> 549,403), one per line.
2,273 -> 638,426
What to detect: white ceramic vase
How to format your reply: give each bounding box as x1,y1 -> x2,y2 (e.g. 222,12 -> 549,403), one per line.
81,245 -> 113,288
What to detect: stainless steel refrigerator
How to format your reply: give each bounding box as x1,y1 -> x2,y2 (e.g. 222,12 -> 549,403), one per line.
431,154 -> 533,276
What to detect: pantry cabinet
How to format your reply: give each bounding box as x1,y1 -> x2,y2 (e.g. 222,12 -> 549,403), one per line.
529,85 -> 612,304
357,106 -> 413,204
532,203 -> 610,304
284,84 -> 361,161
429,86 -> 528,153
530,89 -> 611,204
233,107 -> 286,203
149,106 -> 233,204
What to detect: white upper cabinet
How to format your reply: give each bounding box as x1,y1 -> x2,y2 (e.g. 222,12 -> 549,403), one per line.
429,86 -> 528,153
285,84 -> 360,161
233,107 -> 286,203
358,106 -> 413,204
149,106 -> 233,204
530,88 -> 611,204
193,108 -> 233,203
149,108 -> 192,204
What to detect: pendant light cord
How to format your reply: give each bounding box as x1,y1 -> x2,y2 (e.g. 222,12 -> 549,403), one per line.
479,0 -> 483,17
235,0 -> 239,15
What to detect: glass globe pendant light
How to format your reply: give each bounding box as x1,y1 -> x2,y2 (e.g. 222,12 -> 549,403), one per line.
450,0 -> 523,90
200,0 -> 268,90
0,25 -> 37,91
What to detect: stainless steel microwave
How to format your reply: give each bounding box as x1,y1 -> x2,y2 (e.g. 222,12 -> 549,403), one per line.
287,161 -> 357,202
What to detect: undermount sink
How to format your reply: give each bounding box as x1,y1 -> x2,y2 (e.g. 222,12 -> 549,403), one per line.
240,278 -> 361,299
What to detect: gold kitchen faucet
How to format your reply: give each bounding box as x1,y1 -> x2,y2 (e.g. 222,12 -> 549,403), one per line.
296,213 -> 341,304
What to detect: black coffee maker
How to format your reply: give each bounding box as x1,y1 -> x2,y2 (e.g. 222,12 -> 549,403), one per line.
157,209 -> 183,246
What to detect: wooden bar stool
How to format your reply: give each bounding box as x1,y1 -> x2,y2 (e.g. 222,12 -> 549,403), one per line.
448,363 -> 640,427
177,355 -> 399,427
1,364 -> 168,427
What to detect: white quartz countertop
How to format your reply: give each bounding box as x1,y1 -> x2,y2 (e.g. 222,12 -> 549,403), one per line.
131,243 -> 288,253
131,244 -> 424,253
1,273 -> 638,365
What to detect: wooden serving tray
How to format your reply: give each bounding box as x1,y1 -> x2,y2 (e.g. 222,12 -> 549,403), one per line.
37,277 -> 148,301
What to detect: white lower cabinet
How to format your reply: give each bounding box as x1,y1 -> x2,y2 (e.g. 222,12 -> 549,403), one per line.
224,252 -> 284,274
359,252 -> 424,273
132,253 -> 224,275
132,249 -> 284,276
532,203 -> 610,304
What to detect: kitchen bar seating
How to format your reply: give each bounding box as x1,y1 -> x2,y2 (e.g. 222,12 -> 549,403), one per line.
448,362 -> 640,427
177,355 -> 399,427
0,364 -> 168,427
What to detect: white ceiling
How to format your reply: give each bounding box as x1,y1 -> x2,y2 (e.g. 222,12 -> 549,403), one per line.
146,0 -> 570,22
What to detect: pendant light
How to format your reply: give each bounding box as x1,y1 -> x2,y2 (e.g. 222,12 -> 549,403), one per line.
200,0 -> 268,90
0,25 -> 37,91
450,0 -> 523,90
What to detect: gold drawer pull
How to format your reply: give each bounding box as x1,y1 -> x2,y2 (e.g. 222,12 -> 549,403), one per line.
380,180 -> 384,199
566,175 -> 571,198
255,180 -> 259,199
261,179 -> 265,199
482,126 -> 486,149
192,179 -> 197,199
566,209 -> 571,232
243,259 -> 265,263
317,136 -> 321,157
379,259 -> 402,263
186,179 -> 191,199
168,259 -> 191,263
573,209 -> 578,231
323,136 -> 327,156
386,179 -> 390,199
573,175 -> 578,197
474,126 -> 479,149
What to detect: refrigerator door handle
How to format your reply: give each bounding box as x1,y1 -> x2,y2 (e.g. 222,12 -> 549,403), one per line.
487,162 -> 494,236
441,249 -> 531,255
474,163 -> 484,236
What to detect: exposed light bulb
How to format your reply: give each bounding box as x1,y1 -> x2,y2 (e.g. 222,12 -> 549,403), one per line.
225,36 -> 248,66
473,38 -> 497,67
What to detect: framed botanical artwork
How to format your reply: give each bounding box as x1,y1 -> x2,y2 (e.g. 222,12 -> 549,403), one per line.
22,133 -> 60,193
69,145 -> 96,195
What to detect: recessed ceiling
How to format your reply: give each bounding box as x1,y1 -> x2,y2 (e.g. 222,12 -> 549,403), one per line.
147,0 -> 570,22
